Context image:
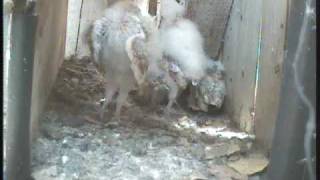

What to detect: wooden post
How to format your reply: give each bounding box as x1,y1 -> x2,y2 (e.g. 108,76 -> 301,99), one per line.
223,0 -> 262,133
254,0 -> 288,151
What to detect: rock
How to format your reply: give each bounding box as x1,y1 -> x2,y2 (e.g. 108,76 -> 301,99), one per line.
204,142 -> 241,160
227,153 -> 269,175
209,164 -> 248,180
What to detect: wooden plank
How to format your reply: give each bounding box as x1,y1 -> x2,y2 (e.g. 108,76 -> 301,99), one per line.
76,0 -> 108,58
254,0 -> 288,151
3,8 -> 12,166
30,0 -> 69,139
222,0 -> 262,133
149,0 -> 157,15
65,0 -> 83,59
185,0 -> 233,58
4,0 -> 13,14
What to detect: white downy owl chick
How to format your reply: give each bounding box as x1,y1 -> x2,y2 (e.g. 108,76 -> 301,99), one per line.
91,0 -> 159,120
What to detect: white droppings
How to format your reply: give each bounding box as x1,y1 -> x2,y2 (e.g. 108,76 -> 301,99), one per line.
173,117 -> 254,140
73,173 -> 79,179
196,126 -> 255,139
150,169 -> 161,179
62,156 -> 69,164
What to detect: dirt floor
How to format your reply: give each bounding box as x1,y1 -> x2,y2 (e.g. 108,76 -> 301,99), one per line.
31,58 -> 267,180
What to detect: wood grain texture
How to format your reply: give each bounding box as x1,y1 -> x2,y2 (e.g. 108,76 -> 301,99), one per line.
254,0 -> 288,151
65,0 -> 82,59
222,0 -> 262,133
31,0 -> 69,139
185,0 -> 233,58
76,0 -> 108,58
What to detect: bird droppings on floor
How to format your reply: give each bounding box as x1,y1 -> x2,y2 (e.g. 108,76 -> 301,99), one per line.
31,100 -> 267,180
31,57 -> 267,180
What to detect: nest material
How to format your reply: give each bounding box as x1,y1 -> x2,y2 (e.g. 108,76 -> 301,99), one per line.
51,55 -> 226,113
51,57 -> 105,106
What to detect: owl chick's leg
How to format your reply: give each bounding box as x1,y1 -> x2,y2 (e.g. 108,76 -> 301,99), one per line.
164,73 -> 178,116
114,87 -> 130,121
100,82 -> 118,121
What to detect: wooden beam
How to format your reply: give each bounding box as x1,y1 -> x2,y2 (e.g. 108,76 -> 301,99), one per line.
222,0 -> 262,133
255,0 -> 288,151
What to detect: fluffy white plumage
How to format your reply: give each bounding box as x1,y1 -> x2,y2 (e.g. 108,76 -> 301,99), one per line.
160,0 -> 186,25
91,0 -> 216,117
160,19 -> 207,81
91,0 -> 159,120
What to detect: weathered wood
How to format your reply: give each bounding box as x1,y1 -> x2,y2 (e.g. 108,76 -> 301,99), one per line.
30,0 -> 68,139
149,0 -> 157,15
255,0 -> 288,151
3,0 -> 13,14
65,0 -> 83,59
76,0 -> 108,58
223,0 -> 262,133
185,0 -> 233,59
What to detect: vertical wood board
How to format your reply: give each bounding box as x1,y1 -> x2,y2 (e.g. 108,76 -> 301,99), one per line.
65,0 -> 82,59
186,0 -> 233,58
30,0 -> 68,138
76,0 -> 108,58
255,0 -> 288,151
223,0 -> 262,133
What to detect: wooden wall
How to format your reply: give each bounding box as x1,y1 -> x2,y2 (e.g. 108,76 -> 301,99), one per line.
30,0 -> 69,139
185,0 -> 233,58
255,0 -> 288,151
65,0 -> 108,59
223,0 -> 262,133
76,0 -> 109,58
66,0 -> 232,59
223,0 -> 288,151
65,0 -> 83,59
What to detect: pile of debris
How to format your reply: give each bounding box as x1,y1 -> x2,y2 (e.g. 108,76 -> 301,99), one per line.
50,57 -> 105,108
